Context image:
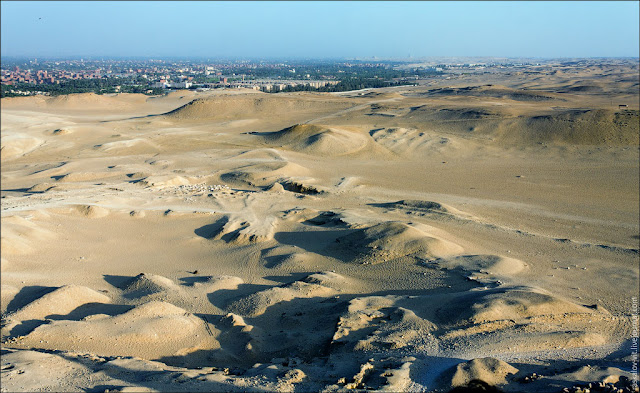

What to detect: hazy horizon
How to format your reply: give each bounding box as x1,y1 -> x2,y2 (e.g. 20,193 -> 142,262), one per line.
1,1 -> 639,59
2,54 -> 639,62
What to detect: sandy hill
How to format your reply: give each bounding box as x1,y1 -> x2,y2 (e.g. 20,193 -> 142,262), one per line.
362,102 -> 639,147
253,124 -> 373,157
407,84 -> 562,102
1,92 -> 149,112
162,95 -> 354,121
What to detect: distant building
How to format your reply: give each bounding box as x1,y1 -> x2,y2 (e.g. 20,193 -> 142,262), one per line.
169,81 -> 192,89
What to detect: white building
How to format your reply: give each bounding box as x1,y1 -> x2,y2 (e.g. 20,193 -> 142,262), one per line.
170,81 -> 192,89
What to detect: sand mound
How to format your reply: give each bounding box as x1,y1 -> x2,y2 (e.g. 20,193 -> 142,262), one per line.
124,272 -> 241,293
368,102 -> 412,117
1,215 -> 55,255
415,106 -> 504,121
304,210 -> 352,227
20,301 -> 211,359
182,275 -> 244,291
262,251 -> 318,269
232,147 -> 286,161
266,182 -> 285,192
369,127 -> 463,155
213,312 -> 266,364
163,95 -> 353,121
323,356 -> 415,391
0,133 -> 43,161
392,200 -> 449,213
53,172 -> 118,183
504,109 -> 640,145
138,175 -> 191,188
94,138 -> 156,153
220,160 -> 310,188
334,222 -> 463,263
228,272 -> 344,317
43,92 -> 144,111
205,215 -> 279,244
373,199 -> 472,219
74,205 -> 110,218
3,285 -> 110,332
52,128 -> 73,135
257,124 -> 370,156
331,295 -> 438,354
327,285 -> 616,361
449,357 -> 519,387
376,104 -> 638,146
441,286 -> 609,326
436,254 -> 528,277
0,349 -> 98,392
432,286 -> 614,352
559,82 -> 605,94
122,273 -> 180,297
552,365 -> 635,385
1,284 -> 19,311
27,182 -> 58,193
118,273 -> 243,309
416,84 -> 558,102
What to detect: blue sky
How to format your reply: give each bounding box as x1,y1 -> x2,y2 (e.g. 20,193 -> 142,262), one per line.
1,1 -> 638,59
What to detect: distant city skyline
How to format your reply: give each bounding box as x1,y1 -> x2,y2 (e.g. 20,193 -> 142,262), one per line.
1,1 -> 638,59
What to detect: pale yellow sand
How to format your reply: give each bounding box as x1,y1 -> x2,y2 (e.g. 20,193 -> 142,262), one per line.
1,62 -> 639,392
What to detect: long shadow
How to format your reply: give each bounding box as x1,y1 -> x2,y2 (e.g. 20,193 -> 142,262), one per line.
98,112 -> 163,124
194,216 -> 229,239
206,283 -> 273,311
4,285 -> 58,314
29,162 -> 67,175
262,254 -> 291,269
46,303 -> 133,321
103,274 -> 136,289
273,228 -> 357,261
1,187 -> 37,194
262,272 -> 310,284
7,319 -> 50,337
7,302 -> 133,337
246,295 -> 348,359
178,276 -> 216,286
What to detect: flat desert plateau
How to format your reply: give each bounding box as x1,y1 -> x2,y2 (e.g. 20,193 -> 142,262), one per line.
1,62 -> 639,392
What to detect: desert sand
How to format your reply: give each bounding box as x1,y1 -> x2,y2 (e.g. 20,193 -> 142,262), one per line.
1,61 -> 639,392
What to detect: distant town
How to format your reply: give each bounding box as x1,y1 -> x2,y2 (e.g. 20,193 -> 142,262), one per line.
0,57 -> 634,98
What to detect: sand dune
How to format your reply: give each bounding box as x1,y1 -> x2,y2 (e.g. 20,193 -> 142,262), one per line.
333,221 -> 464,263
254,124 -> 372,156
0,133 -> 43,161
220,160 -> 311,188
229,272 -> 345,317
1,62 -> 638,392
448,357 -> 519,387
163,95 -> 354,122
407,84 -> 561,102
20,301 -> 211,359
3,284 -> 110,325
1,215 -> 56,255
